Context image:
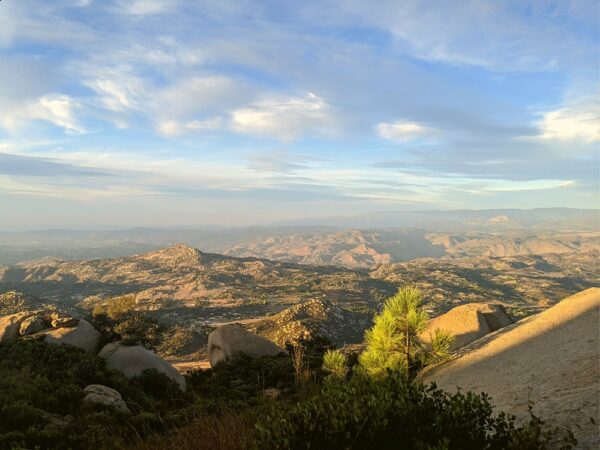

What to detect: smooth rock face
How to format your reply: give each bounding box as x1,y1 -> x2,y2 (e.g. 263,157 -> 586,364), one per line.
42,319 -> 101,354
0,312 -> 34,343
208,324 -> 284,368
83,384 -> 131,414
19,314 -> 48,335
421,303 -> 512,351
98,342 -> 186,391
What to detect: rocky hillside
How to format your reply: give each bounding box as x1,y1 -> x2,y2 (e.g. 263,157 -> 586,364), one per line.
420,288 -> 600,449
1,244 -> 598,328
247,299 -> 371,347
369,251 -> 598,315
0,245 -> 390,323
0,291 -> 48,315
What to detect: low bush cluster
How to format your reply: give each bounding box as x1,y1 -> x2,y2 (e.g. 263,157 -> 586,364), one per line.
254,372 -> 573,450
0,338 -> 189,450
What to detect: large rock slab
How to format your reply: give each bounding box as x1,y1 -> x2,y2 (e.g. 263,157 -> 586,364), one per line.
42,319 -> 101,354
0,312 -> 35,343
420,288 -> 600,449
208,324 -> 284,368
98,342 -> 186,391
83,384 -> 131,414
421,302 -> 512,350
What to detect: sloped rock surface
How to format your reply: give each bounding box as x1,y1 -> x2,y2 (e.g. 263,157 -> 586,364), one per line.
98,342 -> 186,391
421,302 -> 512,350
42,319 -> 101,354
420,288 -> 600,449
208,324 -> 284,367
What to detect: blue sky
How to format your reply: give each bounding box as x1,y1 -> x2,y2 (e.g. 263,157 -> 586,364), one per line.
0,0 -> 598,229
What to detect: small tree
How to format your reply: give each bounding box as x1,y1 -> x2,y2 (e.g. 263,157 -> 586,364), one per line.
322,349 -> 348,379
359,286 -> 453,378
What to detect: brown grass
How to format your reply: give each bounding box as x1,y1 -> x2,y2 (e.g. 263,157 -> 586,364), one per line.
122,410 -> 255,450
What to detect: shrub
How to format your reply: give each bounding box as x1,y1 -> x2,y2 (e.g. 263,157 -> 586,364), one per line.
92,296 -> 163,349
253,372 -> 571,450
321,350 -> 348,379
0,338 -> 190,450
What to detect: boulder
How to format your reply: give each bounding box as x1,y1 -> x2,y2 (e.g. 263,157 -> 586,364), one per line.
47,312 -> 79,328
83,384 -> 131,414
0,312 -> 34,343
421,303 -> 512,351
42,319 -> 101,354
98,342 -> 186,391
20,314 -> 48,335
208,324 -> 284,368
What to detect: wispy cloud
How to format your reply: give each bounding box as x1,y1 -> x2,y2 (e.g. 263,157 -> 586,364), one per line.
230,93 -> 335,140
376,120 -> 433,141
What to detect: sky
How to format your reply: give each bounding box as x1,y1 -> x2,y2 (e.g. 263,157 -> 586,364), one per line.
0,0 -> 598,230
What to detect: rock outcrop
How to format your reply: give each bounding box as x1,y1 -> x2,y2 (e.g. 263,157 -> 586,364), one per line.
19,314 -> 47,335
98,342 -> 186,391
421,302 -> 512,350
0,312 -> 34,343
83,384 -> 131,414
48,312 -> 79,328
208,324 -> 284,367
420,288 -> 600,449
42,319 -> 101,354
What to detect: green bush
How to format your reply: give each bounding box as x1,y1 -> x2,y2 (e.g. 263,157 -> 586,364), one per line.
91,297 -> 163,349
254,371 -> 573,450
0,338 -> 189,450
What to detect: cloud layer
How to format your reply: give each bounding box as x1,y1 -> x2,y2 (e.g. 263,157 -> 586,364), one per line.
0,0 -> 598,228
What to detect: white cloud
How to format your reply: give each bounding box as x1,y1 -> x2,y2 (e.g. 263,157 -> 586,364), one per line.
158,76 -> 257,120
85,70 -> 148,113
156,117 -> 224,136
376,120 -> 432,141
230,93 -> 333,140
537,104 -> 600,143
0,94 -> 85,134
118,0 -> 176,16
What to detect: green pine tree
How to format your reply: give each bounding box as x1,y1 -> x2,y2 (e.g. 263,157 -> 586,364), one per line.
359,286 -> 453,378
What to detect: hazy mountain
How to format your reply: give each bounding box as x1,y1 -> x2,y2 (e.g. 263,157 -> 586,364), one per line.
278,207 -> 599,230
0,207 -> 597,267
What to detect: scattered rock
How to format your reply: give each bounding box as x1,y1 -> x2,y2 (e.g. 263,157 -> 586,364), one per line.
42,319 -> 101,354
98,342 -> 186,391
0,312 -> 34,343
47,312 -> 79,328
208,324 -> 284,367
83,384 -> 131,414
421,303 -> 512,350
19,314 -> 48,335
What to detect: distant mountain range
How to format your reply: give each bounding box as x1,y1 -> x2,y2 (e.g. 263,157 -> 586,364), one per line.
277,207 -> 599,230
0,208 -> 597,266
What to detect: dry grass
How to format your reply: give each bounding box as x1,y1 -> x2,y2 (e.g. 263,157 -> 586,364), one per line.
122,410 -> 254,450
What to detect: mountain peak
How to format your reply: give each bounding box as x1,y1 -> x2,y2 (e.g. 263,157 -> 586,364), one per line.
142,244 -> 203,266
